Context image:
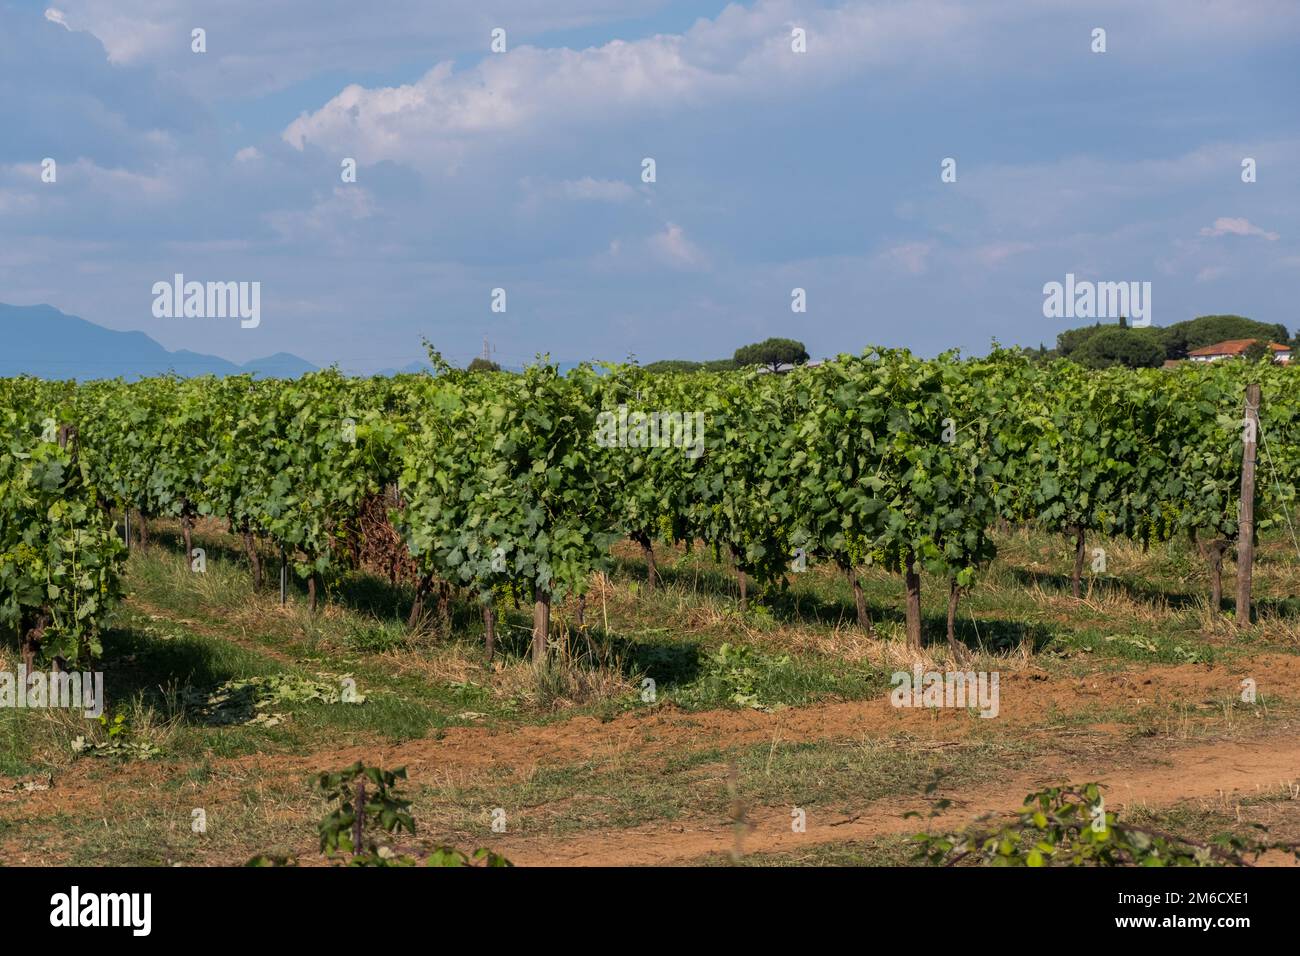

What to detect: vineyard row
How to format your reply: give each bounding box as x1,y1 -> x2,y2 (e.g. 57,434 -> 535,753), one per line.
2,348 -> 1296,668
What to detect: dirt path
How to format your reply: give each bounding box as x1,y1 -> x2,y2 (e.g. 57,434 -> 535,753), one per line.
227,651 -> 1298,780
4,653 -> 1296,820
490,734 -> 1300,866
3,652 -> 1297,868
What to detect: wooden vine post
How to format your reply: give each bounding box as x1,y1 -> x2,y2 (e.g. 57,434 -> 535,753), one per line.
1236,383 -> 1260,630
352,777 -> 365,855
532,588 -> 551,666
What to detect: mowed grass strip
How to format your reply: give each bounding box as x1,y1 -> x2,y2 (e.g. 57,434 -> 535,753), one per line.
412,731 -> 1045,844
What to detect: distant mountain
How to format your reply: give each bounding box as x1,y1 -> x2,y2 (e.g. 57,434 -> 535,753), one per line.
229,351 -> 319,378
0,303 -> 317,380
373,359 -> 591,376
374,359 -> 439,376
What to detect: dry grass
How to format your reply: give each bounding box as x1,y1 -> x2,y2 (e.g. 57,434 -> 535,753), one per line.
377,629 -> 640,713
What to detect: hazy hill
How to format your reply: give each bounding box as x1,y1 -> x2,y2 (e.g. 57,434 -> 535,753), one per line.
0,303 -> 317,380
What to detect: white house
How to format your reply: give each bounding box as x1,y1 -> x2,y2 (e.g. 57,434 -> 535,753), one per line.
1186,339 -> 1291,364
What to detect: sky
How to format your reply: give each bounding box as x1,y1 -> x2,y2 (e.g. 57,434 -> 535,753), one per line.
1,0 -> 1297,373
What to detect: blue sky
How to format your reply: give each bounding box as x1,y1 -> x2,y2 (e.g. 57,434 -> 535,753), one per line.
2,0 -> 1297,372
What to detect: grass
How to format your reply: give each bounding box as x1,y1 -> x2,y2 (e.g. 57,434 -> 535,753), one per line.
694,835 -> 918,867
698,787 -> 1300,867
410,731 -> 1046,844
1122,788 -> 1300,854
2,515 -> 1299,865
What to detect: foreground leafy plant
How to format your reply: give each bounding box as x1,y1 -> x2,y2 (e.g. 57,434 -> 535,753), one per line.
677,642 -> 791,710
71,712 -> 161,761
912,782 -> 1300,867
247,761 -> 511,867
182,672 -> 364,727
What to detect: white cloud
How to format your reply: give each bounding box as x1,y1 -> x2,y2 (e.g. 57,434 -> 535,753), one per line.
0,189 -> 40,215
648,223 -> 708,270
281,1 -> 978,166
49,0 -> 674,95
972,241 -> 1034,267
43,8 -> 70,29
234,146 -> 262,163
0,159 -> 177,202
557,177 -> 638,202
1198,216 -> 1280,240
875,240 -> 934,276
265,186 -> 376,244
279,0 -> 1300,170
518,176 -> 639,207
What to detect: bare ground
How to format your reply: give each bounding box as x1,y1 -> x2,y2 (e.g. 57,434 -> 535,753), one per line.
4,652 -> 1298,865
